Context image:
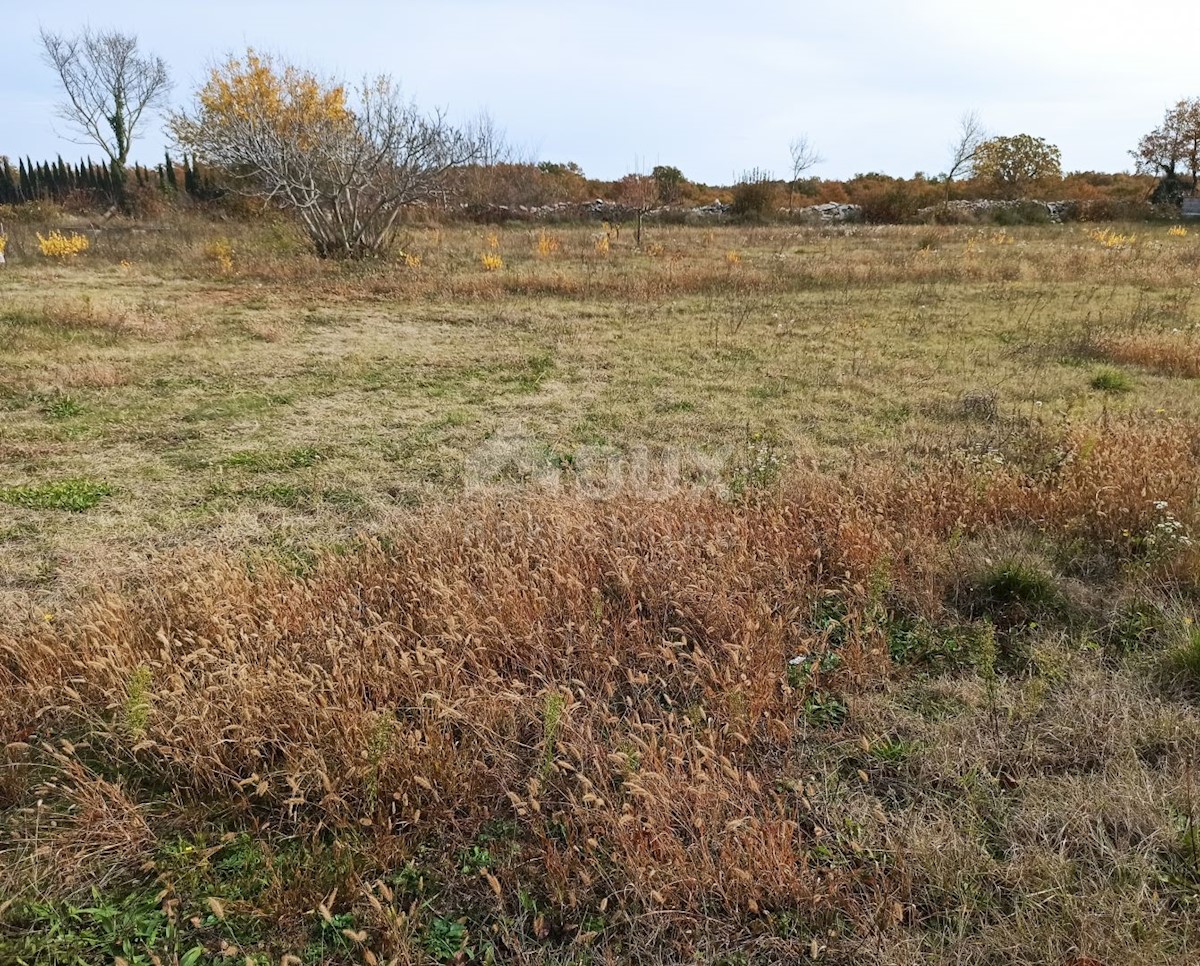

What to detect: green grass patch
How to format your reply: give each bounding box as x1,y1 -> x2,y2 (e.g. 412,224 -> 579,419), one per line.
43,394 -> 86,420
0,479 -> 113,512
1090,366 -> 1134,394
222,446 -> 324,472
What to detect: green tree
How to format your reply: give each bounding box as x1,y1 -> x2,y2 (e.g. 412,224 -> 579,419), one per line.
651,165 -> 686,204
973,134 -> 1062,198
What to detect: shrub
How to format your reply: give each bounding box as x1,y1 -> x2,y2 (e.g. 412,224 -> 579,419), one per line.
36,230 -> 90,259
731,169 -> 778,220
850,179 -> 926,224
204,237 -> 235,273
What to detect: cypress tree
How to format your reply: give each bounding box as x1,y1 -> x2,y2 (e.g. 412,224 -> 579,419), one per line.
164,151 -> 178,192
0,159 -> 14,204
18,159 -> 30,201
55,155 -> 70,197
183,154 -> 197,196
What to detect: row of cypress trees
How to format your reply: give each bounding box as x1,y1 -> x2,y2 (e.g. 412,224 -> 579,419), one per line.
0,153 -> 220,206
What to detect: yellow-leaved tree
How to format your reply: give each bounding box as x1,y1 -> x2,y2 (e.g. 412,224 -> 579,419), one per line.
972,134 -> 1062,200
170,50 -> 480,258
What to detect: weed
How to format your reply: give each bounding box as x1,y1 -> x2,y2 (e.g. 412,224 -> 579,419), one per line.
457,845 -> 492,874
2,888 -> 201,965
1163,627 -> 1200,695
957,559 -> 1066,631
726,429 -> 786,498
803,691 -> 848,727
423,917 -> 470,962
43,394 -> 85,420
887,619 -> 991,673
0,478 -> 113,511
123,664 -> 152,739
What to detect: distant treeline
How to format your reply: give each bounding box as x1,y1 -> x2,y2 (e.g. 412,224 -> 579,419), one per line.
0,152 -> 1164,224
0,153 -> 221,207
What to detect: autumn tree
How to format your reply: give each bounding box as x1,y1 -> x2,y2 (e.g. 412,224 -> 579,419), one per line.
39,27 -> 171,205
170,50 -> 480,258
618,169 -> 659,245
1132,99 -> 1200,202
973,134 -> 1062,199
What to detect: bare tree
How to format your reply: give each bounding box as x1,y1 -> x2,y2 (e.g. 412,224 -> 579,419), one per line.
454,109 -> 542,209
787,135 -> 823,214
39,27 -> 171,168
171,54 -> 481,258
618,168 -> 658,246
944,110 -> 986,201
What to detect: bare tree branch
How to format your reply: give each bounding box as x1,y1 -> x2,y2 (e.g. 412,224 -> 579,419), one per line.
787,135 -> 823,214
945,110 -> 986,199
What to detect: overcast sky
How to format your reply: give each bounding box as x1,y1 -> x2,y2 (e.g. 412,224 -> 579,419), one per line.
1,0 -> 1187,183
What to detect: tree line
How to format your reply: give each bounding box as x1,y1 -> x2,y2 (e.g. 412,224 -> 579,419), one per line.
0,153 -> 218,207
14,25 -> 1200,258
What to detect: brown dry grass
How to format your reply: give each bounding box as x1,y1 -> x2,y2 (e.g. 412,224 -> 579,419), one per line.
1089,332 -> 1200,379
2,419 -> 1198,964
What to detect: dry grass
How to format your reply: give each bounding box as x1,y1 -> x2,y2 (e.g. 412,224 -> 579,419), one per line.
1,218 -> 1199,963
2,420 -> 1199,963
1088,332 -> 1200,379
5,222 -> 1200,615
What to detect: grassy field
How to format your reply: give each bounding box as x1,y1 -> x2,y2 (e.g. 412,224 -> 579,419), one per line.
1,217 -> 1199,964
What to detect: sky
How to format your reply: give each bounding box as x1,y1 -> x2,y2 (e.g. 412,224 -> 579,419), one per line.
0,0 -> 1189,184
